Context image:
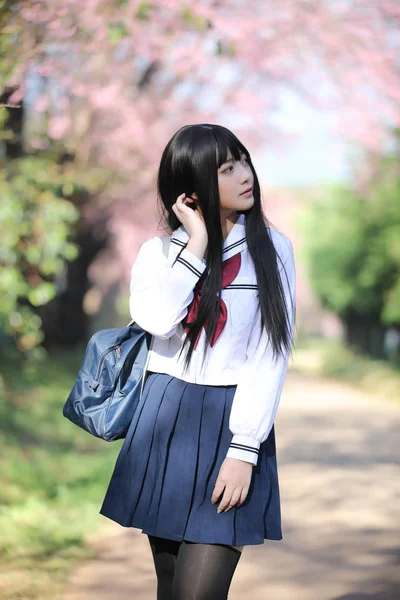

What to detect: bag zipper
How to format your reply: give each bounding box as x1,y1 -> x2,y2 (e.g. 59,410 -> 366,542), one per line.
94,344 -> 121,381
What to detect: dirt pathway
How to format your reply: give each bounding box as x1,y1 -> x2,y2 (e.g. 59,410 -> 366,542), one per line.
62,370 -> 400,600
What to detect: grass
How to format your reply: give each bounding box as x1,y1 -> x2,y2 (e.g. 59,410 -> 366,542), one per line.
292,336 -> 400,405
0,346 -> 123,600
2,335 -> 398,599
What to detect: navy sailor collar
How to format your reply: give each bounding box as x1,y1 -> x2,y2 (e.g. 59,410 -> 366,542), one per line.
170,212 -> 247,262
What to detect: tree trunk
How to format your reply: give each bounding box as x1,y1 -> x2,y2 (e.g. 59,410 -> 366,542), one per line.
343,313 -> 387,359
39,198 -> 109,348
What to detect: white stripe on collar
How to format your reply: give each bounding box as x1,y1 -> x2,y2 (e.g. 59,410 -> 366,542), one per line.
170,213 -> 247,261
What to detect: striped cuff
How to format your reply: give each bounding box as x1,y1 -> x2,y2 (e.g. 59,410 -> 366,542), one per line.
173,248 -> 206,280
226,435 -> 261,466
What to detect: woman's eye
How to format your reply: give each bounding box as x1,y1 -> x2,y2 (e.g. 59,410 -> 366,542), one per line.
222,157 -> 248,173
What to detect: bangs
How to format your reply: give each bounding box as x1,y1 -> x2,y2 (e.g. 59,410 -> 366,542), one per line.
214,130 -> 246,169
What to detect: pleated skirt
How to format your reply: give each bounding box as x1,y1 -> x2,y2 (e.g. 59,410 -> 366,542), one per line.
99,371 -> 282,546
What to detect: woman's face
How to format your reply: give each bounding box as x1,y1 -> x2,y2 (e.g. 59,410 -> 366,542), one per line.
217,149 -> 254,216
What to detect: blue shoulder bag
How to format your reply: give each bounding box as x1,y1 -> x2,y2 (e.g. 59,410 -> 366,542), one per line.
62,235 -> 170,441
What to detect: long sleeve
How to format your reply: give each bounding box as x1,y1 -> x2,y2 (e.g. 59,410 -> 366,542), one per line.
129,236 -> 206,338
226,236 -> 296,466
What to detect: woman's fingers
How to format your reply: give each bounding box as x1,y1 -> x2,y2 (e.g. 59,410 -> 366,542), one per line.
171,193 -> 207,237
211,479 -> 225,505
175,193 -> 185,207
217,486 -> 242,513
237,486 -> 249,508
222,487 -> 242,513
172,194 -> 192,217
171,193 -> 184,213
176,193 -> 190,205
211,458 -> 253,512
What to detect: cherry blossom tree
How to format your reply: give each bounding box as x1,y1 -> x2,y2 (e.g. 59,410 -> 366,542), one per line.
1,0 -> 400,346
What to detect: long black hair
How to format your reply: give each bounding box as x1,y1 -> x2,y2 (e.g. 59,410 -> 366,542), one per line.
156,123 -> 295,374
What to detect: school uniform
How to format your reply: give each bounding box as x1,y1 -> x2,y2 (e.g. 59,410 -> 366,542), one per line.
100,212 -> 296,546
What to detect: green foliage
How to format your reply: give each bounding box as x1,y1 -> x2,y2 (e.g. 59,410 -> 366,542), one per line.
107,21 -> 130,42
182,7 -> 212,30
297,154 -> 400,326
136,2 -> 156,20
0,348 -> 121,599
0,0 -> 24,89
0,155 -> 81,353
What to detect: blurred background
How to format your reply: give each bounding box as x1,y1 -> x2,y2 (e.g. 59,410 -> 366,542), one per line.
1,1 -> 399,599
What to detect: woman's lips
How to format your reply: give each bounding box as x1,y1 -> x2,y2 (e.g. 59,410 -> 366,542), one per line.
240,188 -> 253,196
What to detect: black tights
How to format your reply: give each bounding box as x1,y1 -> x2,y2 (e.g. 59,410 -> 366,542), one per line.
147,535 -> 242,600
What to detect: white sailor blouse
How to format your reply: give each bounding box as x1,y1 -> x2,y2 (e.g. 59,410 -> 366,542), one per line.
129,212 -> 296,466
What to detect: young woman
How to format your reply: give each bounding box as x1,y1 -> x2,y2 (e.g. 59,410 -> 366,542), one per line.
100,124 -> 296,599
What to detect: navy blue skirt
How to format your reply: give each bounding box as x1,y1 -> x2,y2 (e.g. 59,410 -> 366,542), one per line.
99,371 -> 282,546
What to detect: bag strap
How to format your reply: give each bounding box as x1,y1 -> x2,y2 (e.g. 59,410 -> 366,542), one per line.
127,234 -> 171,328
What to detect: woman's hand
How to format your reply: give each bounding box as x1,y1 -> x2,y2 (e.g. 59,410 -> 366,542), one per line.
171,193 -> 207,240
211,457 -> 253,512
